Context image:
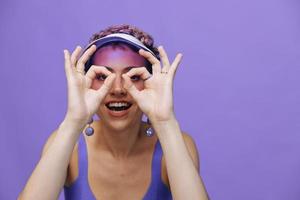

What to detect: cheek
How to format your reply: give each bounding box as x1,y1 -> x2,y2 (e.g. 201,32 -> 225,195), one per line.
91,80 -> 103,90
134,81 -> 145,91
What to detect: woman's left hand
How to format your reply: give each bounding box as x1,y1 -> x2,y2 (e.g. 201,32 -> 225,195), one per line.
122,46 -> 182,124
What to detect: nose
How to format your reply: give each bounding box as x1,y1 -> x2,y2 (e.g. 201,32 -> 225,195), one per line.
109,74 -> 126,97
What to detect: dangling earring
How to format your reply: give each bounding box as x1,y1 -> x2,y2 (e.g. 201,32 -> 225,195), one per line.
84,117 -> 94,136
145,117 -> 154,137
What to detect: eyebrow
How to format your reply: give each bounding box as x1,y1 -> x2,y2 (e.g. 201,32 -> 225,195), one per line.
104,66 -> 144,72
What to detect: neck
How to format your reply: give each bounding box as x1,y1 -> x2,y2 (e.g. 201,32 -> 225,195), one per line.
92,119 -> 144,158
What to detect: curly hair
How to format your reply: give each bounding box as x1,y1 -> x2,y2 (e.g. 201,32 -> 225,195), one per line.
88,24 -> 159,58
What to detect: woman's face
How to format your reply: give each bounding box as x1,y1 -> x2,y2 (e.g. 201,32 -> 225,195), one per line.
91,44 -> 147,131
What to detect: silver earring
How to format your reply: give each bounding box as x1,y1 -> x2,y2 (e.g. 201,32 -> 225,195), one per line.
84,117 -> 94,136
145,118 -> 154,137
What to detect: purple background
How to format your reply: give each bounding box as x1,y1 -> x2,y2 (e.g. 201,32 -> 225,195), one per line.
1,0 -> 299,199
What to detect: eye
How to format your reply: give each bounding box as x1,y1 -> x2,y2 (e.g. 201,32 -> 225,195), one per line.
130,75 -> 141,82
96,74 -> 107,81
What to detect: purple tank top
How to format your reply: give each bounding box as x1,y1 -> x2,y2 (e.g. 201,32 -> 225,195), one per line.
64,134 -> 172,200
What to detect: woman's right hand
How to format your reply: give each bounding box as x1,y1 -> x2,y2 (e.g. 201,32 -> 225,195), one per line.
63,45 -> 116,126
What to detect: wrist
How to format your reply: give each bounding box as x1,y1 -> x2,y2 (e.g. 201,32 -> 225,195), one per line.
149,111 -> 176,124
152,117 -> 182,145
64,111 -> 90,124
151,116 -> 179,134
60,116 -> 87,133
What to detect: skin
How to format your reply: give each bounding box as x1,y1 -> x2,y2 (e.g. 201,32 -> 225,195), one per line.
90,44 -> 150,155
67,44 -> 166,199
18,41 -> 209,200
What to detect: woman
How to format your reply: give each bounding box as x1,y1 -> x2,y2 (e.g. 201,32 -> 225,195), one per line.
19,24 -> 209,200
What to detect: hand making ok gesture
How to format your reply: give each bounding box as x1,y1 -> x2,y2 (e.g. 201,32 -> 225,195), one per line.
63,45 -> 116,125
122,46 -> 183,124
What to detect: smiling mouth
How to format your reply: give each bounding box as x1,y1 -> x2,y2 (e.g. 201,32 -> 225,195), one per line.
105,101 -> 132,111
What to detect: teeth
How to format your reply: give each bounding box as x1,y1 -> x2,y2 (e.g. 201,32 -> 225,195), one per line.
108,102 -> 129,107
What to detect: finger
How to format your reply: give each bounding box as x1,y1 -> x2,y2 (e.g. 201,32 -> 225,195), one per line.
85,65 -> 112,88
64,49 -> 72,76
96,73 -> 116,99
169,53 -> 183,77
139,49 -> 161,74
122,74 -> 141,100
77,45 -> 97,73
126,67 -> 151,81
71,46 -> 82,67
158,46 -> 171,72
85,65 -> 112,80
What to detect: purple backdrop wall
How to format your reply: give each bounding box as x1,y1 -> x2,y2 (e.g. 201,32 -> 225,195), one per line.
1,0 -> 299,199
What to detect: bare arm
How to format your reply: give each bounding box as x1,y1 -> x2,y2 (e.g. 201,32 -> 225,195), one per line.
18,120 -> 84,200
18,45 -> 116,200
122,46 -> 209,200
153,118 -> 209,200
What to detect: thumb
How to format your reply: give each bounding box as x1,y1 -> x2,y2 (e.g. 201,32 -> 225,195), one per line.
96,73 -> 116,99
122,74 -> 140,100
